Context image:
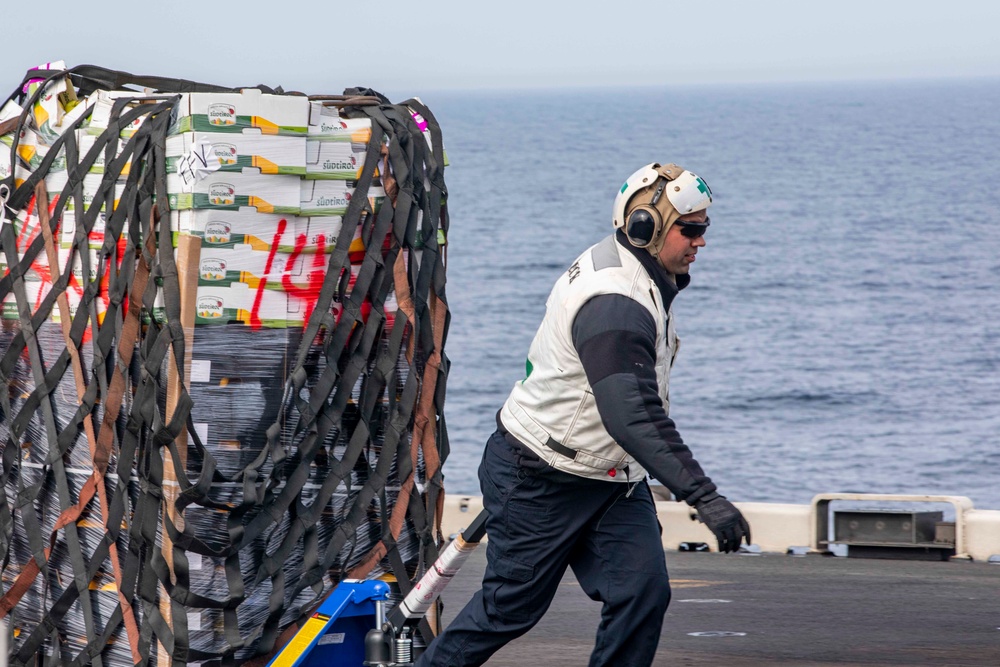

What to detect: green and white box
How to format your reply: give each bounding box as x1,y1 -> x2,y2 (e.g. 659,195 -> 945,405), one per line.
0,147 -> 32,184
81,173 -> 126,213
77,132 -> 130,175
191,284 -> 249,324
8,126 -> 48,171
294,216 -> 345,251
57,246 -> 103,284
29,64 -> 89,144
197,244 -> 290,290
84,89 -> 170,138
300,180 -> 386,217
0,100 -> 21,124
1,276 -> 50,319
171,89 -> 309,136
59,211 -> 112,250
44,171 -> 69,202
167,171 -> 301,214
286,264 -> 360,327
307,103 -> 373,143
44,172 -> 125,213
305,140 -> 368,180
166,132 -> 306,176
154,281 -> 289,327
170,210 -> 300,252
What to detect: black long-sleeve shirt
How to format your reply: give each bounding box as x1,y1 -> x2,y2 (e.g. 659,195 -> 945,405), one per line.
569,232 -> 716,504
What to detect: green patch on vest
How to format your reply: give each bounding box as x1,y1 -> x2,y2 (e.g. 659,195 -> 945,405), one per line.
525,358 -> 533,379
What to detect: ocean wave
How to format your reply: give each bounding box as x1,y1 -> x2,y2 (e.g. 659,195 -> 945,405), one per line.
718,389 -> 881,410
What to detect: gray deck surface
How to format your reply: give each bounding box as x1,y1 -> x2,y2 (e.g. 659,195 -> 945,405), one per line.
435,548 -> 1000,666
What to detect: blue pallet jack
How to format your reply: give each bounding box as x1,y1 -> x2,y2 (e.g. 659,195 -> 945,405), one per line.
266,510 -> 488,667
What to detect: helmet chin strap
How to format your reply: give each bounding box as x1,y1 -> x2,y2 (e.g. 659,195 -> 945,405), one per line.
648,232 -> 669,269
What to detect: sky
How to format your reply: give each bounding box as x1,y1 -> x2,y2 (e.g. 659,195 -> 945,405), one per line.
2,0 -> 999,98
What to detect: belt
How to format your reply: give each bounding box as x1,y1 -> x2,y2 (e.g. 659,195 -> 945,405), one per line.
495,409 -> 581,461
493,411 -> 550,471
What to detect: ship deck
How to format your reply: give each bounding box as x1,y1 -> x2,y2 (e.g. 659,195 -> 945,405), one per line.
436,547 -> 1000,666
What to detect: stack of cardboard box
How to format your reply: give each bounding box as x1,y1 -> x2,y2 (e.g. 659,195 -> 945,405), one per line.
0,62 -> 443,665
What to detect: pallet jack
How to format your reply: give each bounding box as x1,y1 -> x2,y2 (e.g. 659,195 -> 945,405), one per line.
266,510 -> 488,667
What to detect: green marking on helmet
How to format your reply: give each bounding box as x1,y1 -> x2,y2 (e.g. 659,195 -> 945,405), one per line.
525,358 -> 534,379
695,176 -> 712,200
620,183 -> 628,194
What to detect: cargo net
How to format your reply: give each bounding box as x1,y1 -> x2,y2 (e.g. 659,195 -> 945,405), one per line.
0,64 -> 450,666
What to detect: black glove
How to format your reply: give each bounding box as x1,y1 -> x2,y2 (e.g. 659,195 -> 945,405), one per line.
694,493 -> 752,553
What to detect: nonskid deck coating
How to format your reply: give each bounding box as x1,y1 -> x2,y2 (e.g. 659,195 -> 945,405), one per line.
435,548 -> 1000,666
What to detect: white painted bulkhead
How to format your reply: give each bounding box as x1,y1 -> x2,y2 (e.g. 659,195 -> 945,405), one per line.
440,494 -> 1000,562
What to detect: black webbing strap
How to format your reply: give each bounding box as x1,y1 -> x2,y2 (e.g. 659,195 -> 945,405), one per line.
1,75 -> 452,665
317,94 -> 449,649
0,99 -> 157,588
64,65 -> 237,96
8,100 -> 179,667
4,91 -> 178,662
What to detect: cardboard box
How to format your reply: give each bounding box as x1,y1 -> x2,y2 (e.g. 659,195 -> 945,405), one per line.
153,280 -> 288,328
76,132 -> 130,176
238,285 -> 288,327
80,174 -> 125,213
7,207 -> 52,264
57,246 -> 99,283
0,102 -> 23,182
307,103 -> 373,143
194,284 -> 250,325
1,98 -> 73,178
43,172 -> 125,214
0,250 -> 101,324
295,216 -> 348,252
197,244 -> 291,290
54,92 -> 88,138
28,62 -> 70,144
171,89 -> 309,136
305,140 -> 370,180
58,211 -> 132,254
0,150 -> 32,189
1,205 -> 115,324
286,264 -> 361,327
1,278 -> 51,320
82,89 -> 167,138
167,171 -> 301,214
284,264 -> 401,331
170,210 -> 299,251
193,217 -> 363,297
166,132 -> 306,176
299,180 -> 385,217
0,252 -> 48,287
0,150 -> 12,182
1,129 -> 72,177
9,126 -> 44,170
0,100 -> 22,123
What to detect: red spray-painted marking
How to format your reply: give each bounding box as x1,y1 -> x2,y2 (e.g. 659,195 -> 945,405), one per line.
13,195 -> 59,314
4,195 -> 129,344
283,232 -> 330,328
261,224 -> 394,335
249,218 -> 287,330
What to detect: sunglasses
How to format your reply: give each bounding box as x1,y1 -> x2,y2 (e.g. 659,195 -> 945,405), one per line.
676,217 -> 710,239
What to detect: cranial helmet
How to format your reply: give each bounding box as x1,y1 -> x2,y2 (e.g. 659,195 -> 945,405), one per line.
612,163 -> 713,252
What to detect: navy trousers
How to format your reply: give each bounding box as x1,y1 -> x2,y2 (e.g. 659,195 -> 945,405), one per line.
417,431 -> 671,667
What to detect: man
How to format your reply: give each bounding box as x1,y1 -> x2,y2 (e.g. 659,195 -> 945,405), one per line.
418,163 -> 751,667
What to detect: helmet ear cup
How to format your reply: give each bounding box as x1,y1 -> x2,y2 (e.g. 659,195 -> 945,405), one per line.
624,205 -> 662,248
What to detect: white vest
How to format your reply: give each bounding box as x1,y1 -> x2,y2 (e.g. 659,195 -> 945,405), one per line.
500,235 -> 678,481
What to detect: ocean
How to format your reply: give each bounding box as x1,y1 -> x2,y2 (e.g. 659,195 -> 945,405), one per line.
428,78 -> 1000,510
